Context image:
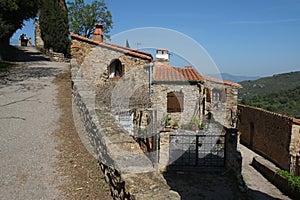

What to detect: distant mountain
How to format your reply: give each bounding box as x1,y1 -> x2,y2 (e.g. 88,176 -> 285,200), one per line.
238,71 -> 300,99
208,73 -> 260,83
238,71 -> 300,118
222,73 -> 260,82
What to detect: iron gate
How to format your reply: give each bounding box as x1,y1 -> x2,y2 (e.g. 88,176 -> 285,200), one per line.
169,133 -> 225,167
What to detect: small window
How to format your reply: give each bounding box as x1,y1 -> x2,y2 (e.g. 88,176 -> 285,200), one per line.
108,59 -> 123,79
167,91 -> 184,112
212,89 -> 222,101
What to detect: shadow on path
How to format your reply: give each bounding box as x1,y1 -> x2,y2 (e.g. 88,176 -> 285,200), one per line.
0,46 -> 59,87
247,188 -> 282,200
0,45 -> 50,62
163,170 -> 247,199
163,168 -> 283,199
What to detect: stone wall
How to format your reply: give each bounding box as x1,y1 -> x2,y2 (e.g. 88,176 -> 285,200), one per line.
34,20 -> 44,48
252,156 -> 300,199
237,104 -> 292,171
151,83 -> 202,126
71,61 -> 180,199
289,123 -> 300,175
71,39 -> 96,66
71,38 -> 151,91
225,128 -> 242,175
204,80 -> 239,127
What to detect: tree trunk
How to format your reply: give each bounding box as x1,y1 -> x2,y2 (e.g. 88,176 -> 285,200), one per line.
0,36 -> 10,47
0,35 -> 13,61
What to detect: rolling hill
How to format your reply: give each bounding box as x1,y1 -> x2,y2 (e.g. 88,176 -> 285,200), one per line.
238,71 -> 300,118
208,73 -> 260,83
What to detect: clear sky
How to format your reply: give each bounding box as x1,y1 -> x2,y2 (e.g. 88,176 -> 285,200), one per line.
11,0 -> 300,76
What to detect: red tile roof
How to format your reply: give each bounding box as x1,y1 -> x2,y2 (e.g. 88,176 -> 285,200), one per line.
153,63 -> 204,83
293,118 -> 300,125
70,33 -> 153,60
203,75 -> 242,88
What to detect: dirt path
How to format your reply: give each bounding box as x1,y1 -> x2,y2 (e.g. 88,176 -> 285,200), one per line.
0,47 -> 111,199
53,62 -> 111,200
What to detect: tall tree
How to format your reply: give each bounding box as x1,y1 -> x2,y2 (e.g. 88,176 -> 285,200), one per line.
67,0 -> 112,40
0,0 -> 40,46
39,0 -> 69,55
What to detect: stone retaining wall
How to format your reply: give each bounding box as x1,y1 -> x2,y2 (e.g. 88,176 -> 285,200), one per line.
71,61 -> 180,199
237,104 -> 300,175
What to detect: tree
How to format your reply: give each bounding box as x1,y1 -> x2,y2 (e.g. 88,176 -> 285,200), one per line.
39,0 -> 70,55
0,0 -> 40,46
67,0 -> 112,40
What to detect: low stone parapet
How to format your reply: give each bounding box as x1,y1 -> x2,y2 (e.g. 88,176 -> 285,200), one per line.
252,156 -> 300,199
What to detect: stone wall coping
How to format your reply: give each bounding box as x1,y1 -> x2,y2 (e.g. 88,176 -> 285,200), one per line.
238,104 -> 298,125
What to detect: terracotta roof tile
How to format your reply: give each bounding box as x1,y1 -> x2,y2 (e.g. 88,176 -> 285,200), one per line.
203,75 -> 242,88
293,118 -> 300,125
153,63 -> 204,83
70,33 -> 153,60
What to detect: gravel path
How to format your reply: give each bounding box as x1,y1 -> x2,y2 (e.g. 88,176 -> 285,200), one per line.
0,47 -> 67,199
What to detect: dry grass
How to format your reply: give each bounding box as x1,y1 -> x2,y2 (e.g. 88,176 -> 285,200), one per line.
53,67 -> 112,200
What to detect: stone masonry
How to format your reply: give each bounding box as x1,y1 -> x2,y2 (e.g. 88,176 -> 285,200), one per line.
71,61 -> 180,199
237,104 -> 300,175
34,19 -> 44,48
152,83 -> 202,125
70,34 -> 151,89
204,77 -> 241,127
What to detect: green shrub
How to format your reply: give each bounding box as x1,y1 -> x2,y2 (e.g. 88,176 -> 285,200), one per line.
276,169 -> 300,192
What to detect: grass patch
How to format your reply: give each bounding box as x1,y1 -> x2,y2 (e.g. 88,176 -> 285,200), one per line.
276,169 -> 300,192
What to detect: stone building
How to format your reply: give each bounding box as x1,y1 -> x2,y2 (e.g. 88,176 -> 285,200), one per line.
203,76 -> 241,127
150,49 -> 241,128
70,24 -> 241,128
151,62 -> 204,126
70,24 -> 152,89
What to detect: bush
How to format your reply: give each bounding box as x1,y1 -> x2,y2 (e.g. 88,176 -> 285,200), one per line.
276,169 -> 300,192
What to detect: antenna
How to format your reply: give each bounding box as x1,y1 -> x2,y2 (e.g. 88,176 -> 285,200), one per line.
135,42 -> 141,50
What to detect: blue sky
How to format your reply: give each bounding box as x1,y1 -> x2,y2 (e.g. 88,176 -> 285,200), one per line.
11,0 -> 300,76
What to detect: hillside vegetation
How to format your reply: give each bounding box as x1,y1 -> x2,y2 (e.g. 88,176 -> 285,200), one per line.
238,71 -> 300,118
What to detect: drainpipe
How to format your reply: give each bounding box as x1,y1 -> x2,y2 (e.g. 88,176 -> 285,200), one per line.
197,82 -> 202,122
148,62 -> 154,97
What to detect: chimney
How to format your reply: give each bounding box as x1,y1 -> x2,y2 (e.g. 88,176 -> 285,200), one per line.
93,23 -> 103,42
155,48 -> 170,64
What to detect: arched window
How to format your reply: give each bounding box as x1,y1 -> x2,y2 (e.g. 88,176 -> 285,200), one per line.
108,59 -> 123,79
